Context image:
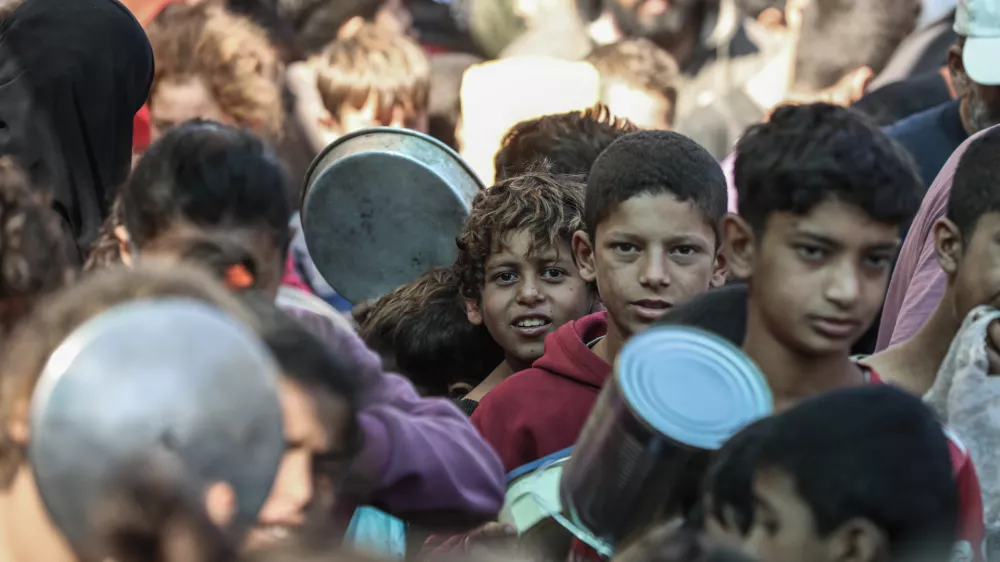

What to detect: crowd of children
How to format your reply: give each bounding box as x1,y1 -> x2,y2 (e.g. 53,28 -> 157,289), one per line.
0,0 -> 997,561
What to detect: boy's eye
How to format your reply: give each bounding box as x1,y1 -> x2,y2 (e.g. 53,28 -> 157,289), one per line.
863,254 -> 893,270
671,245 -> 700,256
795,244 -> 828,261
612,242 -> 640,255
493,271 -> 518,285
541,268 -> 567,281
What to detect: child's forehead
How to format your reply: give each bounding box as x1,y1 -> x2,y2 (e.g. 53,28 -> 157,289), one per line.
488,228 -> 571,259
762,200 -> 899,244
598,193 -> 717,239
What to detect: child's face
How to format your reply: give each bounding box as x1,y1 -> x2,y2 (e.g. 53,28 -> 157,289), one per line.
467,230 -> 592,370
702,496 -> 749,549
725,200 -> 898,356
246,378 -> 354,550
744,467 -> 832,562
574,193 -> 725,341
745,467 -> 884,562
940,211 -> 1000,319
602,81 -> 674,131
149,77 -> 236,142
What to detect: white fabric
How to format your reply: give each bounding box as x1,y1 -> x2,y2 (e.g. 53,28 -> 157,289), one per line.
924,305 -> 1000,543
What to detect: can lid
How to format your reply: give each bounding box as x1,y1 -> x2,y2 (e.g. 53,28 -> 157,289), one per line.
616,326 -> 773,450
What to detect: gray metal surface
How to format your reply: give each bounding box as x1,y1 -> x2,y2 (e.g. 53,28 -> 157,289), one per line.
28,299 -> 284,558
301,127 -> 484,304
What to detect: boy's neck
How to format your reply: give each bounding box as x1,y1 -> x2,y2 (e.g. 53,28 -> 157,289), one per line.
465,360 -> 516,403
871,289 -> 961,396
743,306 -> 865,411
592,319 -> 627,367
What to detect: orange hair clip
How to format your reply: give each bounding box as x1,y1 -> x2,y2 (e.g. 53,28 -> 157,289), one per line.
224,263 -> 255,290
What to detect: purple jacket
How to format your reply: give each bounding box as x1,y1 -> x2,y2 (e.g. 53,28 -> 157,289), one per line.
278,300 -> 506,524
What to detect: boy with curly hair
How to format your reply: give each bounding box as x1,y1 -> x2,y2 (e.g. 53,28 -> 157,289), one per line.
453,170 -> 597,415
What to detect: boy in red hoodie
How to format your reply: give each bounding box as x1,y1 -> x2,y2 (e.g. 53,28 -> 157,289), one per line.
472,130 -> 729,472
454,171 -> 598,415
721,103 -> 985,560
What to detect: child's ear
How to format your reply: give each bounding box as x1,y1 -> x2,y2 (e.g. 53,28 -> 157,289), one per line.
573,230 -> 598,284
933,217 -> 963,276
826,517 -> 887,562
721,214 -> 755,280
465,298 -> 484,326
710,246 -> 729,288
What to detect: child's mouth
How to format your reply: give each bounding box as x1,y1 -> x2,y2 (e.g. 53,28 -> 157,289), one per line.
631,300 -> 672,320
512,316 -> 552,336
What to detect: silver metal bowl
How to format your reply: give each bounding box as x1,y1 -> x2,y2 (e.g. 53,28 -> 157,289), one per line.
300,127 -> 484,304
28,299 -> 285,558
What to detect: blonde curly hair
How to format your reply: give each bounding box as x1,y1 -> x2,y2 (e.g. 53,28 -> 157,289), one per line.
147,3 -> 284,140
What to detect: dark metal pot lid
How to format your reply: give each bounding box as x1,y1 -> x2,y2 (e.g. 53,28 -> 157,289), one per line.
300,127 -> 484,304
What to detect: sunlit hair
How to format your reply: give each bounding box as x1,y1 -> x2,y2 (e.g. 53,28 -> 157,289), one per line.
0,264 -> 255,488
454,169 -> 586,302
147,3 -> 284,139
494,104 -> 639,181
586,39 -> 680,110
0,156 -> 75,336
315,23 -> 430,129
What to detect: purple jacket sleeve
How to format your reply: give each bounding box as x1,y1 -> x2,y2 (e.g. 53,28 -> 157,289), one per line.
277,302 -> 506,519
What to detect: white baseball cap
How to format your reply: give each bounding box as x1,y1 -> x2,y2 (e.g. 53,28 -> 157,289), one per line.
956,0 -> 1000,85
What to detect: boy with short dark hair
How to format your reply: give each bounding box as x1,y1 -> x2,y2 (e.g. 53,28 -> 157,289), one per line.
866,127 -> 1000,396
745,386 -> 958,562
724,103 -> 920,410
454,171 -> 596,416
472,130 -> 728,472
723,102 -> 983,559
493,105 -> 638,181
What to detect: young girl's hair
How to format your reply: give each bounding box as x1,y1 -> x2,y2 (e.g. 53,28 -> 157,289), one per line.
0,156 -> 75,335
146,2 -> 284,140
143,231 -> 262,293
0,264 -> 254,488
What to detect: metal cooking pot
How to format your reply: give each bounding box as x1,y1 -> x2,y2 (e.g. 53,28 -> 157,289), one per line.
301,128 -> 484,304
29,299 -> 285,559
559,326 -> 772,550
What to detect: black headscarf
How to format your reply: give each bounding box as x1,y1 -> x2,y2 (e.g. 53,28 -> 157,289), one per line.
0,0 -> 153,255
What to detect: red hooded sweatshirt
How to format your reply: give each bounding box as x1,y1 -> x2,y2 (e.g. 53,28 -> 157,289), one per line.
471,312 -> 611,473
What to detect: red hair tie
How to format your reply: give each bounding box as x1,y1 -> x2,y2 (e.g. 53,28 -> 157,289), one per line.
224,263 -> 255,290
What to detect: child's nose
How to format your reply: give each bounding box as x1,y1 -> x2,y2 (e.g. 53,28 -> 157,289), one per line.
639,255 -> 671,288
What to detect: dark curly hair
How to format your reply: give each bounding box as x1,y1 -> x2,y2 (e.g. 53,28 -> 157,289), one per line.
735,103 -> 921,233
493,105 -> 638,181
359,267 -> 503,396
454,170 -> 586,302
0,156 -> 75,335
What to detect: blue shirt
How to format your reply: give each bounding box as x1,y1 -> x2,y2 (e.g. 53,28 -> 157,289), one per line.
884,100 -> 967,191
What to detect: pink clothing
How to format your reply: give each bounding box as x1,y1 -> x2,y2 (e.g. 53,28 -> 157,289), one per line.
877,126 -> 998,351
282,253 -> 313,294
723,152 -> 739,213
